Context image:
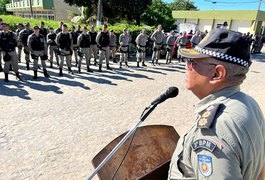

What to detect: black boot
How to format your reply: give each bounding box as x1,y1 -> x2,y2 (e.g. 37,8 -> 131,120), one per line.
107,64 -> 112,70
137,62 -> 140,67
33,70 -> 38,79
125,62 -> 129,67
78,66 -> 81,73
4,73 -> 9,82
99,65 -> 102,72
142,62 -> 147,67
43,69 -> 50,78
9,65 -> 13,71
68,67 -> 73,74
50,61 -> 53,68
119,62 -> 122,68
59,68 -> 63,76
26,62 -> 30,70
0,66 -> 3,72
152,60 -> 155,66
87,66 -> 93,72
15,72 -> 23,81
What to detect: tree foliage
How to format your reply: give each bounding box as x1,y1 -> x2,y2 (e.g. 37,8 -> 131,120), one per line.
141,0 -> 176,31
169,0 -> 198,11
0,0 -> 11,15
64,0 -> 151,25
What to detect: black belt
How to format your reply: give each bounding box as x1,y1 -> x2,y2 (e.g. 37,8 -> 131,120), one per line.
155,42 -> 163,45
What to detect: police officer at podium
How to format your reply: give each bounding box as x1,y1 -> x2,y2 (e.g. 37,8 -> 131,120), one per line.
27,25 -> 50,79
168,28 -> 265,180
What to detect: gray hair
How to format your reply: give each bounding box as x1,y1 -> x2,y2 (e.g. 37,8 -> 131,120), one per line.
211,58 -> 249,86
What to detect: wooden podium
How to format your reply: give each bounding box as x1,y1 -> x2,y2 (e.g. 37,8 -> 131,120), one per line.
92,125 -> 180,180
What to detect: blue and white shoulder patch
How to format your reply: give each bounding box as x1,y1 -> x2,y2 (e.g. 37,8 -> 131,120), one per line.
197,104 -> 221,129
198,154 -> 213,177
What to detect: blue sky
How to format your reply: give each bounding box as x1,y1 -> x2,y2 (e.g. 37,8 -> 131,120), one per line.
164,0 -> 265,11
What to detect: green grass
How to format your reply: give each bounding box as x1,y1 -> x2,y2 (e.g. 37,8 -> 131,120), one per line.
0,15 -> 154,40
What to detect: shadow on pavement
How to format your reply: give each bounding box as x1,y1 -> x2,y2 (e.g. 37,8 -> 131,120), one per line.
251,53 -> 265,62
0,81 -> 31,100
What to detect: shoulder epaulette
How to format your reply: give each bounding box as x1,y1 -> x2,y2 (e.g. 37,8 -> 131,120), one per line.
197,104 -> 221,129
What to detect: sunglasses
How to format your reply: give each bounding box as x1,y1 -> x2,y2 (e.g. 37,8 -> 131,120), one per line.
185,59 -> 217,70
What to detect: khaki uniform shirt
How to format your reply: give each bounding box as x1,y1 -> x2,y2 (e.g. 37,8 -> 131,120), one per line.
135,33 -> 148,47
168,86 -> 265,180
151,30 -> 164,44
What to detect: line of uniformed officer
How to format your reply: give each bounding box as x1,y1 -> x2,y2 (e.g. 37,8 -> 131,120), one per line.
18,22 -> 33,70
77,26 -> 93,73
27,25 -> 50,79
151,24 -> 164,65
135,28 -> 148,67
118,28 -> 130,68
0,23 -> 22,82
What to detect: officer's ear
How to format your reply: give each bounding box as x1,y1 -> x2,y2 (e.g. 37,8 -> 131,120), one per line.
209,64 -> 226,84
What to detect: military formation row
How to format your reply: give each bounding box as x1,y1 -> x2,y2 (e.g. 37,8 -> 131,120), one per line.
0,20 -> 176,82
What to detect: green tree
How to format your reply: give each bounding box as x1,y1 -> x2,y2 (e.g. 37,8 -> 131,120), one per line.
64,0 -> 151,25
0,0 -> 11,15
169,0 -> 198,11
141,0 -> 176,31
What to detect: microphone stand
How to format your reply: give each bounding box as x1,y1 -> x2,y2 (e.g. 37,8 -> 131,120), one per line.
87,104 -> 158,180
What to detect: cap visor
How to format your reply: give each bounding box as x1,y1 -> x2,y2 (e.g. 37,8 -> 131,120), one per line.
178,48 -> 211,59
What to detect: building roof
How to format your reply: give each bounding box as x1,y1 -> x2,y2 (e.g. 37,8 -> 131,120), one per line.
172,10 -> 265,21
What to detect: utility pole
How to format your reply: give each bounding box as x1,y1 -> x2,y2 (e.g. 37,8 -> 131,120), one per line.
96,0 -> 103,26
254,0 -> 262,34
29,0 -> 33,18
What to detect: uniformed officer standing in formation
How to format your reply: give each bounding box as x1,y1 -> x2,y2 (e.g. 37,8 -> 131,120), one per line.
168,28 -> 265,180
16,23 -> 24,63
55,24 -> 73,76
27,26 -> 50,79
55,21 -> 63,34
0,20 -> 3,72
118,28 -> 130,68
47,27 -> 59,68
18,22 -> 33,70
190,31 -> 202,47
109,29 -> 117,63
39,21 -> 48,40
0,23 -> 22,82
165,30 -> 175,64
151,24 -> 164,65
89,25 -> 98,65
176,31 -> 188,62
77,26 -> 93,73
96,24 -> 112,72
70,25 -> 79,67
135,28 -> 148,67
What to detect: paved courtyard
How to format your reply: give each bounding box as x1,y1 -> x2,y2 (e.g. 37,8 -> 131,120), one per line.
0,52 -> 264,179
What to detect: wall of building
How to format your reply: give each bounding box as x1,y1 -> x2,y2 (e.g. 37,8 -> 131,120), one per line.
173,10 -> 265,34
53,0 -> 80,21
6,0 -> 80,21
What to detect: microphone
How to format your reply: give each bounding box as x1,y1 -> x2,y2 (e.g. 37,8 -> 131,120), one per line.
151,87 -> 179,106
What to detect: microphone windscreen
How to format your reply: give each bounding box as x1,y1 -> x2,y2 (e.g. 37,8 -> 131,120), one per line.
166,87 -> 179,98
